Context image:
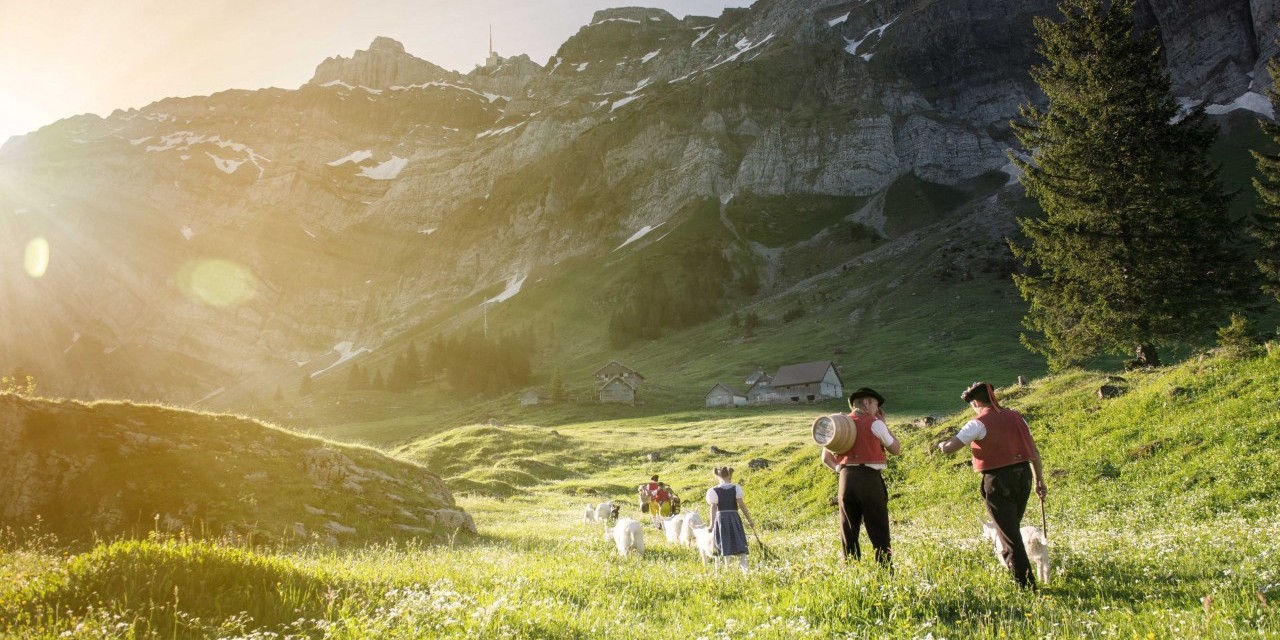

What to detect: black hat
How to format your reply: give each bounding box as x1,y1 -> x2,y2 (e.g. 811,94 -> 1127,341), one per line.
848,387 -> 885,407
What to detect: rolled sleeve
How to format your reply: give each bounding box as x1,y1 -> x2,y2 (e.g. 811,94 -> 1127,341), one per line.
870,420 -> 895,447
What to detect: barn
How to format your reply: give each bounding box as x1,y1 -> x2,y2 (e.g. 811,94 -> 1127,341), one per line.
769,360 -> 843,403
705,383 -> 747,408
598,375 -> 637,404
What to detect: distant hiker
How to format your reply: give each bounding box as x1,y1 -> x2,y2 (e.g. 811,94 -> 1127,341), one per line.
646,475 -> 672,527
706,466 -> 755,571
820,387 -> 901,567
937,381 -> 1048,589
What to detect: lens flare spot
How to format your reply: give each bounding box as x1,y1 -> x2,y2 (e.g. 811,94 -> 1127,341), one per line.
178,258 -> 257,307
24,237 -> 50,278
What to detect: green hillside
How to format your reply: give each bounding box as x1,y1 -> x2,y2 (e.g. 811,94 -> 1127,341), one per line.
4,347 -> 1277,638
0,395 -> 474,547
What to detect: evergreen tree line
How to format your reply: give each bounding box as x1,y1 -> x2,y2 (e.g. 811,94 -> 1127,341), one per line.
608,242 -> 738,348
344,341 -> 422,392
1009,0 -> 1280,370
426,329 -> 534,395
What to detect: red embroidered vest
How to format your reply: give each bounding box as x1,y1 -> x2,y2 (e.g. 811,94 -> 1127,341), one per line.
970,408 -> 1039,472
832,412 -> 887,466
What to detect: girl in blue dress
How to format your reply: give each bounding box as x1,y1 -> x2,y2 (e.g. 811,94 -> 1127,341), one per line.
706,466 -> 756,570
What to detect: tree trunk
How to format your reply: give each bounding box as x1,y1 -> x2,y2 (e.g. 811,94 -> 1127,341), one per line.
1134,344 -> 1161,368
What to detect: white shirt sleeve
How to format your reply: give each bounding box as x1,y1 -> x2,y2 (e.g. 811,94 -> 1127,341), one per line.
734,484 -> 744,500
955,419 -> 987,444
706,488 -> 718,504
870,420 -> 895,447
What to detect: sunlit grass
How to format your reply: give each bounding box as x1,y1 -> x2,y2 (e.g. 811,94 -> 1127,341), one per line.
2,349 -> 1278,638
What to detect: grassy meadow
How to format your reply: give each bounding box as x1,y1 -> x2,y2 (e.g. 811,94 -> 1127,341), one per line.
3,347 -> 1280,638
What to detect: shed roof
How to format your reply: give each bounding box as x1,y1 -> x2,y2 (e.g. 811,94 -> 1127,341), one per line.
706,382 -> 745,398
770,360 -> 839,387
598,374 -> 637,392
593,361 -> 644,379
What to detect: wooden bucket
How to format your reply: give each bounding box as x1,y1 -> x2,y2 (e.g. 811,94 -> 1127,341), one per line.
812,413 -> 856,454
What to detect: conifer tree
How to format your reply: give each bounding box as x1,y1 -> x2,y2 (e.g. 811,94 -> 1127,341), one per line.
550,367 -> 565,402
1252,56 -> 1280,303
299,373 -> 313,396
1009,0 -> 1256,369
346,363 -> 367,391
372,369 -> 386,390
405,341 -> 422,382
388,354 -> 411,392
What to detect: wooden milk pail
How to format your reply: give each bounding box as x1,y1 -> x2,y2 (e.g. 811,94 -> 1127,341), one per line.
812,413 -> 856,454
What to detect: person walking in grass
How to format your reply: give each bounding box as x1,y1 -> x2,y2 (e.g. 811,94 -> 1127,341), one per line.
937,381 -> 1048,589
646,475 -> 672,528
707,466 -> 755,571
820,387 -> 902,567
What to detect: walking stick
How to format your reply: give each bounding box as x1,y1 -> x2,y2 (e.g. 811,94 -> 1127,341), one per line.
1039,495 -> 1048,540
750,523 -> 779,562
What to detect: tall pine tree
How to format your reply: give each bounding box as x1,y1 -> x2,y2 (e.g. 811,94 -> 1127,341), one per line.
1009,0 -> 1255,369
1252,56 -> 1280,303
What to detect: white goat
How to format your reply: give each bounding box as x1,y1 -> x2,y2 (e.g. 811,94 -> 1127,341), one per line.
678,512 -> 705,546
661,513 -> 687,544
981,520 -> 1050,584
594,501 -> 614,523
582,500 -> 615,524
691,524 -> 720,567
608,518 -> 645,557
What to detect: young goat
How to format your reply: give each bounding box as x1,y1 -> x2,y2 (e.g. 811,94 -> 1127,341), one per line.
691,524 -> 721,567
678,512 -> 705,546
981,520 -> 1050,584
582,500 -> 615,524
660,513 -> 687,544
608,518 -> 645,557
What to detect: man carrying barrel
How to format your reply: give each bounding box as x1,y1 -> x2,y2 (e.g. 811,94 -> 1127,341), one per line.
936,381 -> 1047,589
819,387 -> 902,566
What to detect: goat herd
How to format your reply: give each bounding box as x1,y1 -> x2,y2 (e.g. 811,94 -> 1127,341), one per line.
581,500 -> 1052,580
583,501 -> 728,568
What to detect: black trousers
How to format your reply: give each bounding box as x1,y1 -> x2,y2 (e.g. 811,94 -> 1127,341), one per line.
981,462 -> 1035,588
838,465 -> 891,565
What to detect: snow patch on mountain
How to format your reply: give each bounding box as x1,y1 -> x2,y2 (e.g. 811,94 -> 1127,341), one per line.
310,342 -> 372,379
359,156 -> 408,180
1205,91 -> 1275,119
485,274 -> 527,304
828,12 -> 850,27
614,223 -> 665,251
642,50 -> 662,63
328,150 -> 373,166
845,17 -> 899,61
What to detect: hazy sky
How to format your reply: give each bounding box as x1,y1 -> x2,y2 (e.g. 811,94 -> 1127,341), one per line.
0,0 -> 753,144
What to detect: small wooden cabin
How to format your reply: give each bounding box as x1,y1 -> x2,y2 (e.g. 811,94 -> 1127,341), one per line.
705,383 -> 747,408
520,389 -> 549,406
770,360 -> 843,403
598,375 -> 637,404
746,379 -> 780,405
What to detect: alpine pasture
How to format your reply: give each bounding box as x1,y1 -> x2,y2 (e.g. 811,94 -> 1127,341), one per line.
2,350 -> 1278,638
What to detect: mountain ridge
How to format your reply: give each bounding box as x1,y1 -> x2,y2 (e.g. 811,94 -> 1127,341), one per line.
0,0 -> 1274,415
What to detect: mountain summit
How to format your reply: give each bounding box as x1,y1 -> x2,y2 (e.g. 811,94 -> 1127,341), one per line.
308,36 -> 456,88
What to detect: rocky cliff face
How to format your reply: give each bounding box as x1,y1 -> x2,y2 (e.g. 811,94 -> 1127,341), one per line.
309,36 -> 457,88
0,394 -> 474,544
0,0 -> 1273,404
